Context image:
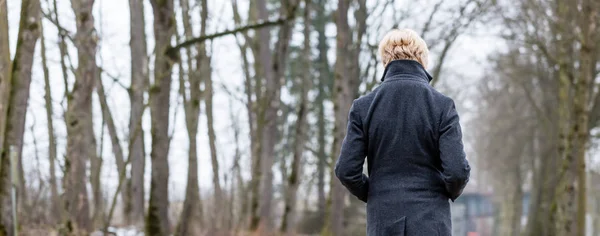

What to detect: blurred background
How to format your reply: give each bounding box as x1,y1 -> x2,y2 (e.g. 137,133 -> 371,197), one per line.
1,0 -> 599,235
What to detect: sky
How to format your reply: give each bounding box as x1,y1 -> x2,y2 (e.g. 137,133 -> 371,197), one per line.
5,0 -> 514,202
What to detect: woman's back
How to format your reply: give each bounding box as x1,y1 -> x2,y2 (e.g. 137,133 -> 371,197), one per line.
334,29 -> 470,236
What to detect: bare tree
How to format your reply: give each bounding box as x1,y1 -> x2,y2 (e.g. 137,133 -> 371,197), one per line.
474,51 -> 540,235
281,1 -> 311,234
324,1 -> 367,235
324,1 -> 351,234
228,98 -> 245,232
243,0 -> 299,233
494,0 -> 600,234
427,0 -> 493,86
0,0 -> 11,156
174,0 -> 205,234
230,1 -> 256,230
199,0 -> 224,229
127,0 -> 148,226
146,0 -> 175,234
96,72 -> 126,227
51,0 -> 71,103
40,20 -> 61,224
313,0 -> 331,228
0,0 -> 40,233
63,0 -> 98,233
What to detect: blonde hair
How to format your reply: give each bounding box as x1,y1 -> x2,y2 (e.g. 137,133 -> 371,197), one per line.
378,29 -> 429,68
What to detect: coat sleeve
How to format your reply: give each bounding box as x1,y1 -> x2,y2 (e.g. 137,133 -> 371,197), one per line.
335,101 -> 369,203
439,100 -> 470,202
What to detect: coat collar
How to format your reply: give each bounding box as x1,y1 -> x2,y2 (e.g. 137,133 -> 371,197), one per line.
381,60 -> 433,83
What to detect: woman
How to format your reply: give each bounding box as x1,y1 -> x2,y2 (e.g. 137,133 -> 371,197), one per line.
334,29 -> 470,236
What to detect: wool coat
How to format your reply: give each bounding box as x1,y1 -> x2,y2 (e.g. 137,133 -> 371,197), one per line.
334,60 -> 471,236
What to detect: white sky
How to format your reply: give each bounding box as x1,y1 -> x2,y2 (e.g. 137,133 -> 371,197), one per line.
5,0 -> 562,203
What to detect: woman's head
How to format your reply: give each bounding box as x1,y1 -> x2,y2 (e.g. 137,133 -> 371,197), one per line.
378,29 -> 429,69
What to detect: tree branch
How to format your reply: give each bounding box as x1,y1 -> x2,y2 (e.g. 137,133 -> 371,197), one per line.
420,0 -> 444,38
42,10 -> 75,43
168,17 -> 292,55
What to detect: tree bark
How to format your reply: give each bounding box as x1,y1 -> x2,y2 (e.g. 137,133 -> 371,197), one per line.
573,1 -> 597,234
0,0 -> 40,233
324,0 -> 366,235
0,0 -> 11,157
174,59 -> 202,235
146,0 -> 175,234
314,0 -> 330,227
324,1 -> 350,235
229,101 -> 245,232
196,0 -> 224,229
127,0 -> 148,227
174,0 -> 204,234
96,73 -> 126,227
281,2 -> 311,234
231,1 -> 255,229
243,0 -> 264,230
255,0 -> 297,233
497,141 -> 524,236
550,1 -> 592,234
254,0 -> 275,230
40,21 -> 61,225
64,0 -> 98,233
89,114 -> 103,229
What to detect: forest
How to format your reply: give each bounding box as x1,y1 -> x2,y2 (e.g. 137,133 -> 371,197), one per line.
0,0 -> 599,235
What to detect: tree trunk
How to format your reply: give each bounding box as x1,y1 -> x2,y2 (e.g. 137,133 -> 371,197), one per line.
96,73 -> 126,227
574,1 -> 597,234
255,0 -> 297,233
0,9 -> 10,230
498,150 -> 523,236
127,0 -> 148,226
324,3 -> 349,235
197,0 -> 223,229
205,46 -> 223,231
174,0 -> 205,234
174,76 -> 202,236
40,21 -> 62,224
231,1 -> 255,228
89,110 -> 103,229
0,0 -> 40,233
146,0 -> 175,234
254,0 -> 276,232
314,0 -> 330,227
64,0 -> 98,233
281,3 -> 311,234
323,0 -> 364,235
40,22 -> 61,224
0,0 -> 11,157
244,0 -> 264,230
229,102 -> 245,232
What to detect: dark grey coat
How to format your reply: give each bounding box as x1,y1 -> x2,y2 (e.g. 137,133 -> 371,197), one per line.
334,60 -> 470,236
